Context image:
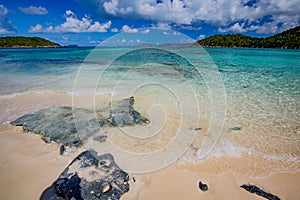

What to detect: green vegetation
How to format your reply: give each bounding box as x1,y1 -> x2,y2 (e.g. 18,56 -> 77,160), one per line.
196,26 -> 300,49
0,36 -> 60,48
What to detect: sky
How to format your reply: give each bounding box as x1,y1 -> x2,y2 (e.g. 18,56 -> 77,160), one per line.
0,0 -> 299,46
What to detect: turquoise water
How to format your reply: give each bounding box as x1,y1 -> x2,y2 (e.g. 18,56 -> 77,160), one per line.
0,47 -> 298,95
209,48 -> 300,95
0,47 -> 299,161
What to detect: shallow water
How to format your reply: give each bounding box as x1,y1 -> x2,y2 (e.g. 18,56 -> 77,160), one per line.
0,47 -> 299,174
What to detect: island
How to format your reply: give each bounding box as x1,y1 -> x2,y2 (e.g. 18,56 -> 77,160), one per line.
196,25 -> 299,49
0,36 -> 60,48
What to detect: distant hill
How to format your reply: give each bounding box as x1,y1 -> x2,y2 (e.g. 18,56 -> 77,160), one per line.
196,26 -> 300,49
0,36 -> 60,48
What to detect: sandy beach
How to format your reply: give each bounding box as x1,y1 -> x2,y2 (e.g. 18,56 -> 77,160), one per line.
0,92 -> 299,199
1,128 -> 300,200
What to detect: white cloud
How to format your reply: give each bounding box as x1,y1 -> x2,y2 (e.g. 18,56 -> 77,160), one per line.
218,22 -> 246,33
111,27 -> 118,32
197,34 -> 205,40
29,10 -> 111,33
153,22 -> 172,30
163,31 -> 169,35
0,28 -> 11,34
88,36 -> 101,44
179,24 -> 202,30
0,4 -> 8,15
173,31 -> 181,36
219,20 -> 299,34
0,5 -> 17,34
29,24 -> 48,33
247,22 -> 284,34
121,25 -> 138,33
62,36 -> 69,41
75,0 -> 300,34
140,29 -> 150,34
19,6 -> 48,15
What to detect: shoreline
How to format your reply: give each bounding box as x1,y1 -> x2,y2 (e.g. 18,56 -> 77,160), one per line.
1,92 -> 299,168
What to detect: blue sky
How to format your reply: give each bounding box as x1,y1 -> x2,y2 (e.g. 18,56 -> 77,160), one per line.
0,0 -> 299,46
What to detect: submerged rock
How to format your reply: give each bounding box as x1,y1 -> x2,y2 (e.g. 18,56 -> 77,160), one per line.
93,135 -> 108,143
41,150 -> 130,200
240,184 -> 280,200
106,96 -> 149,127
10,97 -> 149,147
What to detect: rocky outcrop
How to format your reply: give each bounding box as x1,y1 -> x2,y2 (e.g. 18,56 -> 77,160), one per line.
10,97 -> 149,147
41,150 -> 130,200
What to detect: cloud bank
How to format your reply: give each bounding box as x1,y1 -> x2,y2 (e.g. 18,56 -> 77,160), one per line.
74,0 -> 300,34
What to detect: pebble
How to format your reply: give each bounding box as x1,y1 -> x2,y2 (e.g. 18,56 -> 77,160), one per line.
199,181 -> 208,191
102,183 -> 112,193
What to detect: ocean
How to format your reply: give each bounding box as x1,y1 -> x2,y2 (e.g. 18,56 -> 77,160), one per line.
0,47 -> 299,175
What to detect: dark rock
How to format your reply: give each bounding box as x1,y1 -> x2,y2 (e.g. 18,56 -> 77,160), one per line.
199,181 -> 208,191
42,150 -> 130,200
60,145 -> 66,155
194,127 -> 202,131
229,127 -> 242,131
240,184 -> 281,200
10,97 -> 149,147
128,96 -> 135,107
130,110 -> 149,124
54,173 -> 83,200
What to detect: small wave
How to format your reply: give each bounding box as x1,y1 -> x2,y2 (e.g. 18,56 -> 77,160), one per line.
0,91 -> 33,99
203,139 -> 300,162
0,90 -> 118,99
253,150 -> 300,163
180,139 -> 300,164
0,90 -> 63,99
